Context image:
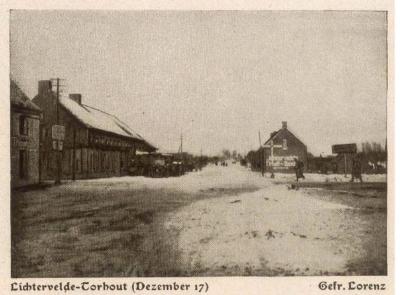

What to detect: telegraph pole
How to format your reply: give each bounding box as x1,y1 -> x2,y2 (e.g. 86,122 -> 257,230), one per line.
56,78 -> 60,123
72,129 -> 76,181
55,78 -> 61,184
258,130 -> 264,176
50,78 -> 65,185
179,133 -> 183,154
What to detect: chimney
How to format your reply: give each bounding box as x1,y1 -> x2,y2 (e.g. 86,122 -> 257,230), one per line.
38,80 -> 52,95
69,93 -> 82,104
282,121 -> 287,129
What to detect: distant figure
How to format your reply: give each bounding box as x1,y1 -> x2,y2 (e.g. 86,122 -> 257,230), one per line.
294,158 -> 305,182
351,155 -> 363,183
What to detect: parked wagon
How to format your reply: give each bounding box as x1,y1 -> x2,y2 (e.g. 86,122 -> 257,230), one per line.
129,153 -> 186,178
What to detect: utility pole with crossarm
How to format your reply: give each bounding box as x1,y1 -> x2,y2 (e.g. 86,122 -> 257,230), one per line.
50,78 -> 66,185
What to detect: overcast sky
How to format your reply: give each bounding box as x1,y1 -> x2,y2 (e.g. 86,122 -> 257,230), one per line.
10,10 -> 387,156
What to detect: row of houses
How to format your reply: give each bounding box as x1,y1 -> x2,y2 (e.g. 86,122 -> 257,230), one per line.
11,79 -> 156,188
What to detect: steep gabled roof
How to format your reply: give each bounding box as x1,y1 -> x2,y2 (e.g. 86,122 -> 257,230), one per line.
59,95 -> 156,150
10,80 -> 41,112
263,131 -> 278,146
263,127 -> 307,148
263,130 -> 281,147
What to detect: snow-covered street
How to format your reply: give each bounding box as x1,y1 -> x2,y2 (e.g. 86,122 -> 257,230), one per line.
164,164 -> 387,276
11,163 -> 386,277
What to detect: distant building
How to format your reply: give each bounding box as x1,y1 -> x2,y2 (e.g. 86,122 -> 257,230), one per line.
32,80 -> 156,180
263,121 -> 308,172
10,79 -> 42,188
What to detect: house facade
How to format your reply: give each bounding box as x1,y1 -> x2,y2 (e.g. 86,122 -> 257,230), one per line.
32,80 -> 156,180
263,121 -> 308,172
10,80 -> 42,188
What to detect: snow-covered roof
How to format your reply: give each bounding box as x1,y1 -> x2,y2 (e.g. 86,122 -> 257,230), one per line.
10,80 -> 41,112
59,94 -> 147,142
157,148 -> 178,155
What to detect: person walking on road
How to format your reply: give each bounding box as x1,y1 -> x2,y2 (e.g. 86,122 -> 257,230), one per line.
350,154 -> 363,183
294,158 -> 305,182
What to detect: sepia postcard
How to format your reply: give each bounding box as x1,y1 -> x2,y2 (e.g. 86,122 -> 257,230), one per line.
0,0 -> 395,294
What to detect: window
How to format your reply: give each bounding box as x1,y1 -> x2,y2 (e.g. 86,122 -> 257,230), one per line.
41,127 -> 47,141
47,153 -> 51,170
95,152 -> 98,172
75,150 -> 81,173
19,116 -> 28,135
19,150 -> 27,179
90,153 -> 94,172
86,151 -> 89,172
282,139 -> 288,150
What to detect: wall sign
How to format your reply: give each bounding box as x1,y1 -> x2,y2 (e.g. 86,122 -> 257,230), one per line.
52,125 -> 65,141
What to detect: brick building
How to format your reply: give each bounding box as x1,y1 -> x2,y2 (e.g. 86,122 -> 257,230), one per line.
32,80 -> 156,180
10,79 -> 42,188
263,121 -> 308,172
